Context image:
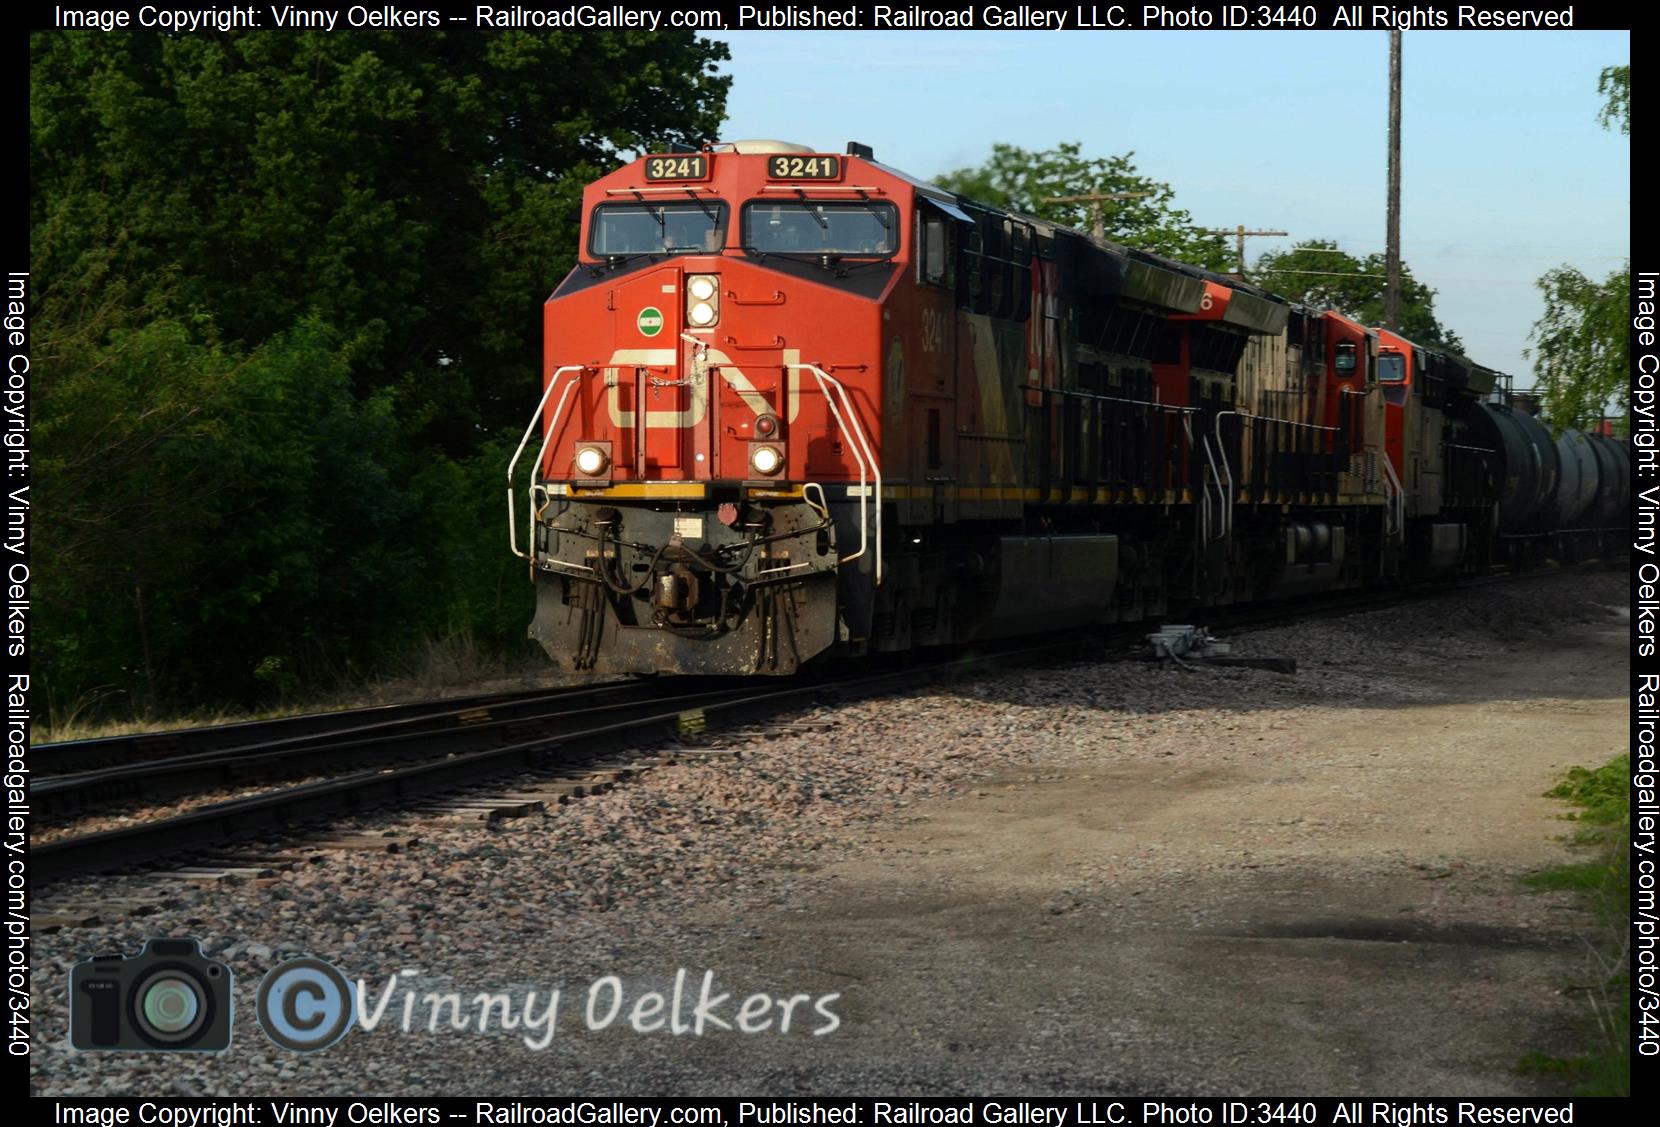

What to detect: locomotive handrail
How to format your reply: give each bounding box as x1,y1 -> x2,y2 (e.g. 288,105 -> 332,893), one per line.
603,186 -> 719,195
759,185 -> 888,194
1233,410 -> 1337,431
1040,384 -> 1198,413
508,365 -> 588,560
785,363 -> 883,586
1208,412 -> 1242,542
1199,433 -> 1229,544
1379,454 -> 1406,540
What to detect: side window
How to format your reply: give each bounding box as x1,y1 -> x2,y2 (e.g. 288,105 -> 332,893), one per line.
981,217 -> 1006,318
959,222 -> 983,310
1010,222 -> 1032,322
919,210 -> 950,286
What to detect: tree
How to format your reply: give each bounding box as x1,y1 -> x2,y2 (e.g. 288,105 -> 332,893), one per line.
1526,64 -> 1629,432
1252,240 -> 1465,353
1598,64 -> 1629,135
31,30 -> 732,441
30,29 -> 732,712
1528,266 -> 1629,430
933,142 -> 1233,271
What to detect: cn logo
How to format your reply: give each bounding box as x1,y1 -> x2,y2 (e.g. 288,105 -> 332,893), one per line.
604,347 -> 804,428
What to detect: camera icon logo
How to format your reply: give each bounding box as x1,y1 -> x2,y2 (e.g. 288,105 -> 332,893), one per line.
69,937 -> 233,1052
257,956 -> 356,1052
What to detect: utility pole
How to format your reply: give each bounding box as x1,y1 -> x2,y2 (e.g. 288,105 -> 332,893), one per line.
1041,191 -> 1153,240
1385,29 -> 1402,330
1206,225 -> 1289,276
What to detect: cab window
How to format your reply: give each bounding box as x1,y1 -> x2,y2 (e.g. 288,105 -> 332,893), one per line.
741,201 -> 897,258
589,202 -> 728,257
1334,341 -> 1358,375
1377,353 -> 1407,383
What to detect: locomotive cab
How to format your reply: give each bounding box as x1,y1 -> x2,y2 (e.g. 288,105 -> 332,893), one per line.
510,141 -> 899,674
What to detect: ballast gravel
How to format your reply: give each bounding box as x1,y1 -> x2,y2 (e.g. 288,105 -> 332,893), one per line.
26,570 -> 1627,1095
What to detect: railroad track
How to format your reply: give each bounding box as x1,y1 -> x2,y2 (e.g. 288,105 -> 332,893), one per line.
31,630 -> 1134,882
32,564 -> 1608,885
33,678 -> 747,816
35,681 -> 636,776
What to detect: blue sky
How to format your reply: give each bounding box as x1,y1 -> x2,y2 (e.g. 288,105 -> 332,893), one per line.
711,30 -> 1630,384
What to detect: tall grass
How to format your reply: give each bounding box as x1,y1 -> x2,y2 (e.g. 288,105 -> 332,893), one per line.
1520,755 -> 1629,1095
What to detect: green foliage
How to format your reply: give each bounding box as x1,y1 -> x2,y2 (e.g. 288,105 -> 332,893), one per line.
1521,755 -> 1629,1097
933,142 -> 1233,271
1526,64 -> 1629,434
1529,265 -> 1631,433
1545,755 -> 1628,832
1252,240 -> 1465,352
31,30 -> 730,441
1598,64 -> 1629,135
31,29 -> 729,711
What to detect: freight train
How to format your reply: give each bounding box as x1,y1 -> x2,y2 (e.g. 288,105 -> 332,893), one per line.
508,140 -> 1629,675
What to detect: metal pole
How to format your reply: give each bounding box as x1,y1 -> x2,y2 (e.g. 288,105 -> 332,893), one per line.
1385,30 -> 1402,330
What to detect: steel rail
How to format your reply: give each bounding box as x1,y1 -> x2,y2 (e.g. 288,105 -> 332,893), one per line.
34,680 -> 750,817
34,681 -> 636,777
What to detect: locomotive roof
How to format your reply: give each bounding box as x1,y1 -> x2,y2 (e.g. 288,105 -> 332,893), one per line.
890,160 -> 1288,326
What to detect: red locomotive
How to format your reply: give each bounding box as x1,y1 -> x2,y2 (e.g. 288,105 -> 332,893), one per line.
509,141 -> 1628,675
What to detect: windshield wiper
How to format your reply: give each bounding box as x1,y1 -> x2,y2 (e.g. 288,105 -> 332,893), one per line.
741,246 -> 842,274
683,188 -> 720,229
854,193 -> 891,232
791,192 -> 828,231
602,251 -> 661,270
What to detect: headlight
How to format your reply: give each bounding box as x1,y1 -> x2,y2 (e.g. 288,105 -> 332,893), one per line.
685,274 -> 719,327
575,446 -> 608,476
749,444 -> 783,476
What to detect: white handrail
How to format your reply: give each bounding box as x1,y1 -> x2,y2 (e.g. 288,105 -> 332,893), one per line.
508,365 -> 586,559
1379,454 -> 1406,540
1206,412 -> 1240,542
785,363 -> 883,586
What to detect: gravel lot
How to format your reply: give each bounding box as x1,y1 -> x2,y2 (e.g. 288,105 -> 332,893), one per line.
27,570 -> 1628,1095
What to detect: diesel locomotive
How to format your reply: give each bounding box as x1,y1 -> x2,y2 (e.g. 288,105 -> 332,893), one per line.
508,140 -> 1629,675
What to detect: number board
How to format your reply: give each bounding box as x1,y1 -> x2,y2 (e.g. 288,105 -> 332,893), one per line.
643,154 -> 710,181
766,154 -> 842,181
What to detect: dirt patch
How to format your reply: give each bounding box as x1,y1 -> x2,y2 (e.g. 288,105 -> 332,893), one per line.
706,603 -> 1625,1093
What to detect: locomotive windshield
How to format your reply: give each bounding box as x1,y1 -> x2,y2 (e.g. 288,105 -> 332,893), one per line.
1377,353 -> 1407,382
741,201 -> 898,258
589,202 -> 728,257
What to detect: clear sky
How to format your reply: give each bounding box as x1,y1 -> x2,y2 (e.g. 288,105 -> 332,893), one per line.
710,29 -> 1630,385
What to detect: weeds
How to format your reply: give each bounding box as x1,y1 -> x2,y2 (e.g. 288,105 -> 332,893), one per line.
1518,754 -> 1629,1096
